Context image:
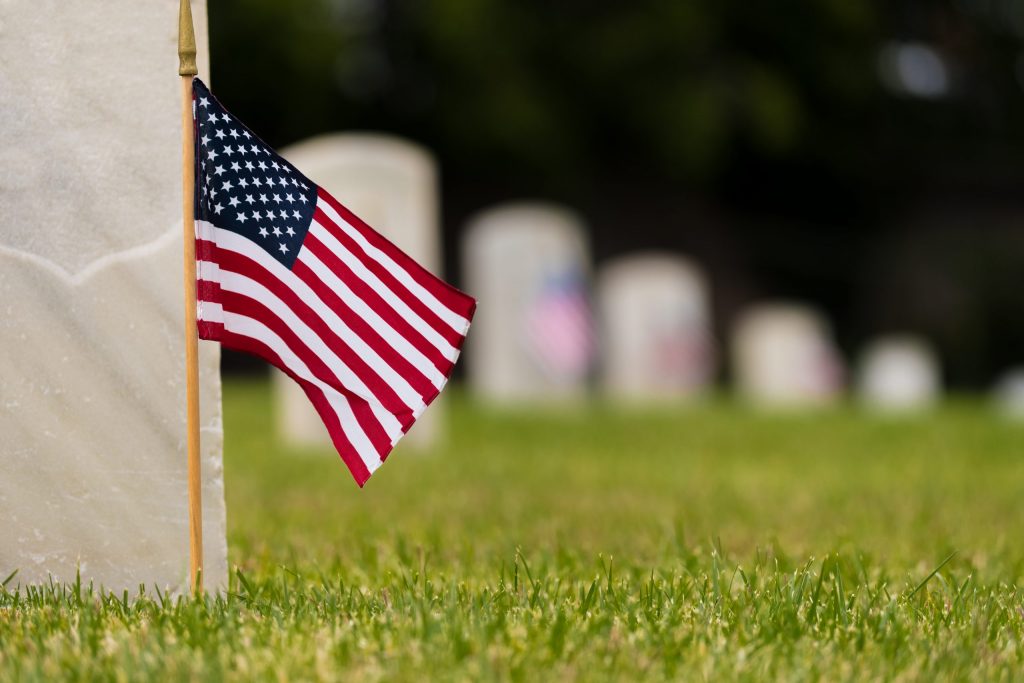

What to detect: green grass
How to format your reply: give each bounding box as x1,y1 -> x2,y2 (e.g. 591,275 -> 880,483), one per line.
3,379 -> 1024,681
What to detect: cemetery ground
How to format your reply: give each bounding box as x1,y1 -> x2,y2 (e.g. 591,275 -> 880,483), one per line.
2,381 -> 1023,681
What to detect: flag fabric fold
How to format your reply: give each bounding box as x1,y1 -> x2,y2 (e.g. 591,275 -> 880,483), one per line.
191,78 -> 476,486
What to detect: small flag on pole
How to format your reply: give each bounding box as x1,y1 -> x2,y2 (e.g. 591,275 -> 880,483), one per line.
191,79 -> 476,486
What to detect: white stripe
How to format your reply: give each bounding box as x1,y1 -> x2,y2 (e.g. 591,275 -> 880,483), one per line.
307,220 -> 460,362
197,258 -> 224,324
198,301 -> 224,323
198,258 -> 220,282
222,312 -> 383,473
219,266 -> 425,418
317,198 -> 470,332
208,228 -> 425,418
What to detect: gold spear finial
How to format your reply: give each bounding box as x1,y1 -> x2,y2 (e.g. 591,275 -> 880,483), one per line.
178,0 -> 198,76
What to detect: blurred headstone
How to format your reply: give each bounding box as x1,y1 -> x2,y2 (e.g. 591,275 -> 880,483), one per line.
274,134 -> 443,449
731,303 -> 843,408
856,335 -> 940,413
463,203 -> 594,403
993,368 -> 1024,420
0,1 -> 227,593
597,253 -> 713,401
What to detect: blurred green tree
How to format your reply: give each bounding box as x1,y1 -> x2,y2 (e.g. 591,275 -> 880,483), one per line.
209,0 -> 1024,386
209,0 -> 885,187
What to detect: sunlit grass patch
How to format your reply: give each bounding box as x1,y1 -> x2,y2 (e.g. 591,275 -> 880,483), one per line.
1,380 -> 1022,680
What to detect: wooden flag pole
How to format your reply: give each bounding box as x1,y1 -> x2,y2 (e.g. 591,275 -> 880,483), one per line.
178,0 -> 203,596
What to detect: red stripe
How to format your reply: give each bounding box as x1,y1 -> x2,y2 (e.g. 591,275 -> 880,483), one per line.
197,278 -> 221,302
198,319 -> 223,341
312,209 -> 466,349
318,188 -> 477,319
196,232 -> 216,263
221,292 -> 399,456
217,328 -> 373,486
298,234 -> 451,376
210,244 -> 421,415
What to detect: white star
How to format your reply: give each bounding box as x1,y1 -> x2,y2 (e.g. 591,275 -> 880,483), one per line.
230,161 -> 241,172
244,161 -> 255,171
271,161 -> 280,171
228,128 -> 240,139
252,210 -> 261,220
221,180 -> 233,191
272,194 -> 281,203
285,194 -> 295,203
213,203 -> 223,215
278,243 -> 289,254
207,149 -> 218,161
292,210 -> 301,220
272,226 -> 282,237
299,195 -> 308,204
258,226 -> 269,238
259,194 -> 269,203
237,212 -> 248,223
199,97 -> 209,107
214,129 -> 226,140
213,165 -> 226,176
257,160 -> 268,171
278,177 -> 288,187
201,134 -> 210,145
238,145 -> 248,155
238,177 -> 249,188
244,194 -> 255,204
242,130 -> 251,138
219,112 -> 231,123
252,177 -> 263,187
285,226 -> 295,236
223,146 -> 234,156
290,178 -> 299,186
228,196 -> 240,208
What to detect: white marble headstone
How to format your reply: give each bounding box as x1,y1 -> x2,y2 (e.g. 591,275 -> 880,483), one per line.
993,368 -> 1024,420
0,0 -> 227,593
597,253 -> 714,401
463,203 -> 594,403
856,335 -> 940,413
274,134 -> 444,449
731,303 -> 844,408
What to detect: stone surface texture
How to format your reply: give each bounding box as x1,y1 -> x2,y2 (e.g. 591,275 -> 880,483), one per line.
463,203 -> 594,403
0,0 -> 227,593
731,303 -> 844,408
275,134 -> 443,449
597,253 -> 713,401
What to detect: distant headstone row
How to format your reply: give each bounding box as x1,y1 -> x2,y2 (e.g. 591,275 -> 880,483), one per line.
271,133 -> 1024,428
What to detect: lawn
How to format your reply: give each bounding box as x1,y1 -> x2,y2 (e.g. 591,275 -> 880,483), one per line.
2,378 -> 1023,681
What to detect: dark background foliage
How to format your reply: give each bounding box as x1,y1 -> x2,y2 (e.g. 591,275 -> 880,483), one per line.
208,0 -> 1024,386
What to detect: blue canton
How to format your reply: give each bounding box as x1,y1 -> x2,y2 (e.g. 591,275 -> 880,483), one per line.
193,79 -> 317,269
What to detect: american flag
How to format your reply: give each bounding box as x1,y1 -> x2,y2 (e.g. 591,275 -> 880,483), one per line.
523,270 -> 594,382
191,79 -> 476,486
